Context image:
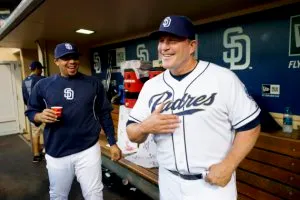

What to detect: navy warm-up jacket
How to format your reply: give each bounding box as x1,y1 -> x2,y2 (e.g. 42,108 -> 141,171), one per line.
25,72 -> 116,157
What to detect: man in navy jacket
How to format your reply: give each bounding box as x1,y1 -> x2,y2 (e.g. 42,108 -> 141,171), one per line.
26,42 -> 122,200
22,61 -> 45,162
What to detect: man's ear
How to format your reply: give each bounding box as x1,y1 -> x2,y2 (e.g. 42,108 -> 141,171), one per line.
189,40 -> 197,55
54,58 -> 59,66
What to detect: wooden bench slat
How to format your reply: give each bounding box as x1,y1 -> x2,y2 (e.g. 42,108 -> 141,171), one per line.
237,169 -> 300,200
247,148 -> 300,173
239,159 -> 300,189
256,133 -> 300,158
237,181 -> 281,200
237,193 -> 254,200
116,157 -> 158,184
148,168 -> 159,174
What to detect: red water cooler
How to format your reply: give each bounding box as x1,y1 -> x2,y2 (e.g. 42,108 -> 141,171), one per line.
123,67 -> 164,108
124,69 -> 144,108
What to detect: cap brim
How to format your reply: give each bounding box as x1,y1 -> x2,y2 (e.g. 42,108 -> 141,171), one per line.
149,30 -> 163,38
149,30 -> 174,39
31,65 -> 45,69
149,30 -> 189,40
55,52 -> 81,59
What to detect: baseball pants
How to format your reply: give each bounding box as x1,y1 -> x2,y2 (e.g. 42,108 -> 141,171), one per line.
45,142 -> 103,200
159,167 -> 237,200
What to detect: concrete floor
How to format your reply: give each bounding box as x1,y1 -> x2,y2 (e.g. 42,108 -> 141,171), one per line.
0,134 -> 153,200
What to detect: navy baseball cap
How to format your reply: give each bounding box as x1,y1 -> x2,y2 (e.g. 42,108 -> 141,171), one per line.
29,61 -> 44,70
54,42 -> 80,59
150,15 -> 196,40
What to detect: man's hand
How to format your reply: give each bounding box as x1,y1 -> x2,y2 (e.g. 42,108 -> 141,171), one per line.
110,144 -> 122,161
127,102 -> 180,143
204,125 -> 260,187
34,109 -> 57,123
205,161 -> 235,187
140,103 -> 180,135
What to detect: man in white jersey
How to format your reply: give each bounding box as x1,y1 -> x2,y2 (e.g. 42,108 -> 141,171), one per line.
126,15 -> 261,200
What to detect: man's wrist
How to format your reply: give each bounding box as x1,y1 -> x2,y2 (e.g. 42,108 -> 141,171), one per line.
107,135 -> 116,146
34,113 -> 42,123
139,122 -> 149,136
222,157 -> 238,172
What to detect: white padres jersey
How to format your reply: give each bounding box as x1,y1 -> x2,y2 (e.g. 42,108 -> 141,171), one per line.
128,60 -> 260,175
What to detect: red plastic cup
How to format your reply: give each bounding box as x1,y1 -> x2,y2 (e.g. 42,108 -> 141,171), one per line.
51,106 -> 63,120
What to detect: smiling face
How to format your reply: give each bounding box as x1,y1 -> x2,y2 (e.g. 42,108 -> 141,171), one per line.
158,34 -> 197,75
54,54 -> 80,77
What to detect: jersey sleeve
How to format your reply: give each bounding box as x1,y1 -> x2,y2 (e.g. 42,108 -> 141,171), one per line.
226,73 -> 261,130
25,82 -> 46,125
128,82 -> 151,123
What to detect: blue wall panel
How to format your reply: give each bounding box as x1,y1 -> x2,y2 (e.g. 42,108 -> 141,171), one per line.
90,5 -> 300,114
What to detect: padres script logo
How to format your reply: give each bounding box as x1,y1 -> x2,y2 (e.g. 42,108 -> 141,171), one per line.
64,88 -> 74,100
223,27 -> 251,70
136,44 -> 149,61
149,91 -> 217,115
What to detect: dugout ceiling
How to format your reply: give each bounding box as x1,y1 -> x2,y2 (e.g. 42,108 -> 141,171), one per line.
0,0 -> 299,49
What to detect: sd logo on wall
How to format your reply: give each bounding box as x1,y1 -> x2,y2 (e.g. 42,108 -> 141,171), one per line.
223,27 -> 251,70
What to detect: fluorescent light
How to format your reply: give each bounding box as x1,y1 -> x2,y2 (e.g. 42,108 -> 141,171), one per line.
76,29 -> 95,34
0,10 -> 10,14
